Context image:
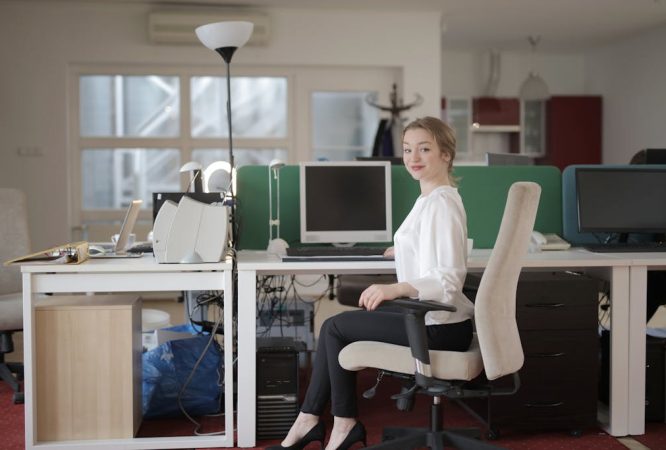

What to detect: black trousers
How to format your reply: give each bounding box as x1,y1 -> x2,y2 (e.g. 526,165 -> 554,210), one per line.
300,309 -> 473,418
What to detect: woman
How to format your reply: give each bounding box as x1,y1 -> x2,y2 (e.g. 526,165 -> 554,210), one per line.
269,116 -> 474,450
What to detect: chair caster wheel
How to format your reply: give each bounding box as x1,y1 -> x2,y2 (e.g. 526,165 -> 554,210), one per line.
13,392 -> 24,404
570,429 -> 582,437
487,428 -> 500,440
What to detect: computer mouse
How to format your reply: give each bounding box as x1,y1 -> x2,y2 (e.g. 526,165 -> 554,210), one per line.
88,245 -> 106,255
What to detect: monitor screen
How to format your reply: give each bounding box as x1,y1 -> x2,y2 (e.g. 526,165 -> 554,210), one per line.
299,161 -> 392,244
485,152 -> 534,166
576,167 -> 666,233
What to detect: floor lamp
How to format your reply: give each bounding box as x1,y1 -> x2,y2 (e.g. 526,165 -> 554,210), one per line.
195,21 -> 254,249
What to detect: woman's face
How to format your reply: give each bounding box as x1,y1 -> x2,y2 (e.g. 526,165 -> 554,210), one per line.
402,127 -> 451,183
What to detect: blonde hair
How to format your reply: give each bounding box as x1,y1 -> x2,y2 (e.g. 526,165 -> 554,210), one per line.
403,116 -> 458,185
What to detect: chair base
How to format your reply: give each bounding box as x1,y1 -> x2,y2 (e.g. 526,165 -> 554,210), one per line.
368,426 -> 506,450
0,361 -> 24,404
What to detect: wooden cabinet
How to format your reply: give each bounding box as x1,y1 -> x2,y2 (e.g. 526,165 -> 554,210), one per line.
464,271 -> 600,435
34,295 -> 142,441
472,97 -> 520,126
541,96 -> 602,170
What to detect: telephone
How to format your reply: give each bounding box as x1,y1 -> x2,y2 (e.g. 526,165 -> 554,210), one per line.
530,231 -> 571,251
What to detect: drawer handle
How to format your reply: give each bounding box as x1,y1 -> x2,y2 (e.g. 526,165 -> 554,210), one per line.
528,352 -> 566,358
524,401 -> 564,408
524,303 -> 565,308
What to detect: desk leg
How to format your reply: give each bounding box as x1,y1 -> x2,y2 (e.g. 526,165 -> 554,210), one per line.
628,265 -> 647,435
225,271 -> 235,445
22,273 -> 35,450
608,266 -> 631,437
237,270 -> 257,447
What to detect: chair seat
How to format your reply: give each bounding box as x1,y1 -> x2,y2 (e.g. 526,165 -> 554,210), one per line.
0,293 -> 23,330
339,335 -> 483,381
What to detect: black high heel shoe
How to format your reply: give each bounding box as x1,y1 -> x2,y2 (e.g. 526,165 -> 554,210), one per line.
335,421 -> 367,450
266,420 -> 326,450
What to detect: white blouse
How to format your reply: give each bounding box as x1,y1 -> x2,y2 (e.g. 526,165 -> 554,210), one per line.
393,185 -> 474,325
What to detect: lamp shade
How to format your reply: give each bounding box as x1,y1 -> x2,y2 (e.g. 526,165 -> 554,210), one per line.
519,71 -> 550,101
195,21 -> 254,51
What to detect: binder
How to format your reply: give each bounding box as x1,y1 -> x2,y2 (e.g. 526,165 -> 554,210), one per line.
4,241 -> 89,265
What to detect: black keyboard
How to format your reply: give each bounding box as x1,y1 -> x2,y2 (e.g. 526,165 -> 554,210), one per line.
127,242 -> 153,254
286,246 -> 387,257
585,243 -> 666,253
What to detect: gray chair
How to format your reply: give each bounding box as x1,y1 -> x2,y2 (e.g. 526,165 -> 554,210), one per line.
0,188 -> 31,404
339,182 -> 541,449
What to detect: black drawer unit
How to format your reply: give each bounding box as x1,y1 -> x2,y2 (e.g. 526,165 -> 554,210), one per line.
463,271 -> 600,436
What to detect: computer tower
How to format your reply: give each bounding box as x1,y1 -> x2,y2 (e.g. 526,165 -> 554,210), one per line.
256,337 -> 300,440
645,337 -> 665,422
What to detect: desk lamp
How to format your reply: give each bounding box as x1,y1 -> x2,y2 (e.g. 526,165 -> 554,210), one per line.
267,159 -> 288,255
203,160 -> 236,194
195,21 -> 254,249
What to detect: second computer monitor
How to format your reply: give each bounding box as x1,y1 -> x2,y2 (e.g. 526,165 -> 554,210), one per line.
299,161 -> 392,244
485,152 -> 534,166
576,167 -> 666,234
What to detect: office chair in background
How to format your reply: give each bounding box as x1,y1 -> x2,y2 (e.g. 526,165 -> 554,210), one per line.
339,182 -> 541,449
0,188 -> 31,404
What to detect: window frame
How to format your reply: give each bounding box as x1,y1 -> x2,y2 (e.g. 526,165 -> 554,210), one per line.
68,64 -> 294,230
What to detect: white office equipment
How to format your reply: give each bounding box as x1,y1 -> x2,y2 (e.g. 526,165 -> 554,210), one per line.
153,196 -> 229,263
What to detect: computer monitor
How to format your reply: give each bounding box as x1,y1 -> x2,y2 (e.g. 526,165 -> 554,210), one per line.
355,156 -> 403,165
299,161 -> 392,244
485,152 -> 534,166
576,167 -> 666,234
645,149 -> 666,164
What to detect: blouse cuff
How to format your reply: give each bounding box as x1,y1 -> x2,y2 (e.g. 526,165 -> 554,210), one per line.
407,277 -> 444,302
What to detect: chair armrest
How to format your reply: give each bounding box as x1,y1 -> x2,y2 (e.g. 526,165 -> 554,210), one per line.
378,298 -> 457,388
388,298 -> 457,314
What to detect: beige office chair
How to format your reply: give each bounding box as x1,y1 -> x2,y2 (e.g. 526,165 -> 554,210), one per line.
0,188 -> 31,404
339,181 -> 541,449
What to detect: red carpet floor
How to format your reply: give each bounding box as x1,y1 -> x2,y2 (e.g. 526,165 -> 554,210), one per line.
2,372 -> 665,449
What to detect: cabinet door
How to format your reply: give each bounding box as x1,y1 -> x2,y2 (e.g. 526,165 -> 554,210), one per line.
545,96 -> 602,170
521,100 -> 546,157
472,97 -> 520,126
443,97 -> 471,157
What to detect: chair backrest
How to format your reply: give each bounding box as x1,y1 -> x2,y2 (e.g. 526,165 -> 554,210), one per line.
474,182 -> 541,380
0,189 -> 30,295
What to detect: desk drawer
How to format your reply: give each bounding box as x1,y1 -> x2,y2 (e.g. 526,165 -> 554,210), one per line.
520,330 -> 599,381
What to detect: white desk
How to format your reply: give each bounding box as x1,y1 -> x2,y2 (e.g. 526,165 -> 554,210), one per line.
21,256 -> 234,450
236,248 -> 634,446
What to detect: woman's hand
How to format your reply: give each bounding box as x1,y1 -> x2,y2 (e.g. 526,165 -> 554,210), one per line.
359,284 -> 398,311
359,281 -> 419,311
383,246 -> 395,258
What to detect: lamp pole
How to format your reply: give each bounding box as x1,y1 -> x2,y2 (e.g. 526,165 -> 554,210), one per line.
196,20 -> 253,252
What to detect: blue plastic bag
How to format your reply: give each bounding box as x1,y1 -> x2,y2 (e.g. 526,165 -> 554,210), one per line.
142,334 -> 223,419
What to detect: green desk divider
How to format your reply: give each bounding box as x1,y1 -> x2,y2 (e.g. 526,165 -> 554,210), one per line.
236,165 -> 562,250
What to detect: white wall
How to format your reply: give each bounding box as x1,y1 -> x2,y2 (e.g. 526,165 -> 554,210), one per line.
586,25 -> 666,164
0,1 -> 441,249
441,49 -> 587,97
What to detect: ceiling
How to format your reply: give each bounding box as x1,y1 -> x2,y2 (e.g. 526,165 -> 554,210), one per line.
9,0 -> 666,51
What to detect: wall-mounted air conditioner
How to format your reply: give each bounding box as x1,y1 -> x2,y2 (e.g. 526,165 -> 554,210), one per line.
148,10 -> 270,46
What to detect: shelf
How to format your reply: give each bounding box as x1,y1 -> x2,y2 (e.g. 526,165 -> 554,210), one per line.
471,124 -> 521,133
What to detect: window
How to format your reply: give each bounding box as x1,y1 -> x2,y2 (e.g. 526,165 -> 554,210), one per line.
311,91 -> 378,161
72,69 -> 289,229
